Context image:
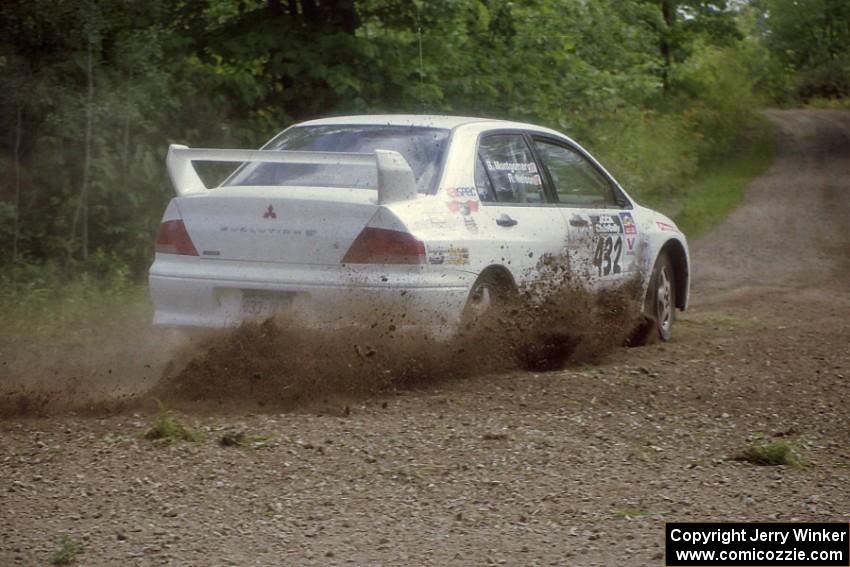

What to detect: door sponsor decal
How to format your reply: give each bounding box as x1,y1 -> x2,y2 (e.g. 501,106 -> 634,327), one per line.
592,235 -> 623,276
619,212 -> 637,234
446,187 -> 481,231
590,214 -> 623,234
446,187 -> 480,216
427,245 -> 470,265
448,187 -> 478,198
446,199 -> 480,215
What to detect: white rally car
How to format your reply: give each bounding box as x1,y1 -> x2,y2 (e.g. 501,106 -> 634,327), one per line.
150,115 -> 689,341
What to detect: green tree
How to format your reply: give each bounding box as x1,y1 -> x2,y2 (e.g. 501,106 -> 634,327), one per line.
0,0 -> 806,279
761,0 -> 850,99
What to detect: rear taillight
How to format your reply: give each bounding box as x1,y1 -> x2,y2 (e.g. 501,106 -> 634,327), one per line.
342,227 -> 425,265
155,219 -> 198,256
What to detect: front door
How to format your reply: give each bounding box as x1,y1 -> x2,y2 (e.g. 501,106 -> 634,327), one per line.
528,135 -> 639,288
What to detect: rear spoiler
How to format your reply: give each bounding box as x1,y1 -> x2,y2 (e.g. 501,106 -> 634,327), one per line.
166,144 -> 418,205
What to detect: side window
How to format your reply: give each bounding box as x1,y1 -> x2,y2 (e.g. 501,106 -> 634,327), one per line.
474,156 -> 495,202
533,139 -> 617,207
477,134 -> 545,204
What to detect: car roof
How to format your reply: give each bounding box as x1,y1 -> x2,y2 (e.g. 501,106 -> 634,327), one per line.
296,114 -> 553,132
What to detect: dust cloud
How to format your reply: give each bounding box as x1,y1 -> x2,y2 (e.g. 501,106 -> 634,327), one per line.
152,276 -> 648,411
0,325 -> 177,418
0,276 -> 649,417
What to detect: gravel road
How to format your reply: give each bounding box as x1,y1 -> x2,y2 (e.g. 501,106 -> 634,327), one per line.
1,110 -> 849,566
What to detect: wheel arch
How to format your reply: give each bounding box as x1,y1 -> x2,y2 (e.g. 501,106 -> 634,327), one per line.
460,264 -> 518,328
658,239 -> 689,310
473,264 -> 517,294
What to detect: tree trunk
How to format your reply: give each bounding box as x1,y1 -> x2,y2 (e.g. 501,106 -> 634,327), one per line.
122,73 -> 132,177
301,0 -> 318,23
267,0 -> 283,17
660,0 -> 676,92
12,100 -> 23,271
70,38 -> 94,261
416,2 -> 425,112
336,0 -> 357,34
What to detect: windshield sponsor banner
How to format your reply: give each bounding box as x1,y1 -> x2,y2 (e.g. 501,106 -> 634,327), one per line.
665,522 -> 849,566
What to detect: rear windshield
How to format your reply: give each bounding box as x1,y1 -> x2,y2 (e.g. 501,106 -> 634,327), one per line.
223,125 -> 450,194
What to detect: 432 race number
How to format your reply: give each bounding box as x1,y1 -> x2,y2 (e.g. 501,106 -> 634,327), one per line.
592,235 -> 622,276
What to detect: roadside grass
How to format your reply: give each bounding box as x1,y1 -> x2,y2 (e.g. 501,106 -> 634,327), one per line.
144,401 -> 204,443
737,439 -> 804,468
672,116 -> 776,239
51,535 -> 82,565
0,279 -> 150,347
806,97 -> 850,110
0,266 -> 155,392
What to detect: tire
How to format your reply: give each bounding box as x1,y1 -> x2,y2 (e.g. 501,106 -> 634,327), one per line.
645,252 -> 676,342
460,271 -> 514,329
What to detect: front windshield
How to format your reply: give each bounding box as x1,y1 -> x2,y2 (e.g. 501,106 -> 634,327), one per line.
224,125 -> 450,194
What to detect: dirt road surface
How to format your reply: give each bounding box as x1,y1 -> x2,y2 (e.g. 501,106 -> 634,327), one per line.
2,110 -> 849,566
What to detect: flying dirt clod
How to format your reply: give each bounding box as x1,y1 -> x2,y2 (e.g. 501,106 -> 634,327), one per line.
151,275 -> 646,411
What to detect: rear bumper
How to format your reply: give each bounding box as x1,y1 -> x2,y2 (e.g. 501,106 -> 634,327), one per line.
148,255 -> 476,332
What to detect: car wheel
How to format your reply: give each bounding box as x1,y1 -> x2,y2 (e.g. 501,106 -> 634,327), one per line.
646,252 -> 676,342
461,271 -> 514,328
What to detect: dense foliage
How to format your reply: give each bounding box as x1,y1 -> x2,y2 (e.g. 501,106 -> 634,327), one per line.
0,0 -> 846,284
761,0 -> 850,100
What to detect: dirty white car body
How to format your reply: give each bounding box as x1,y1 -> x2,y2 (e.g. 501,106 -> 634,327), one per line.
149,115 -> 689,339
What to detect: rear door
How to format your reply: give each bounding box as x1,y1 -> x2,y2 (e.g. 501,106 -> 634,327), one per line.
472,132 -> 570,288
529,135 -> 640,286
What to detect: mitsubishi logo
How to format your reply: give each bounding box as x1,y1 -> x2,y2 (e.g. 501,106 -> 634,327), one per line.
263,205 -> 277,219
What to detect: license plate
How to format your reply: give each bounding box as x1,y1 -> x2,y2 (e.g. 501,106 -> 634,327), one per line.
239,291 -> 293,319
